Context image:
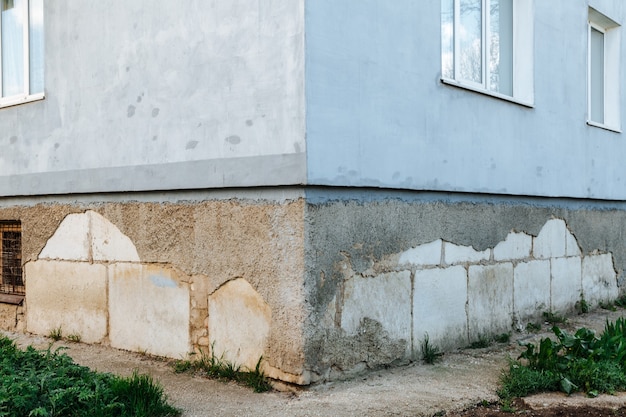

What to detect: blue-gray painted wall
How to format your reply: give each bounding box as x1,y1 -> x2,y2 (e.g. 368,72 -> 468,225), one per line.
305,0 -> 626,200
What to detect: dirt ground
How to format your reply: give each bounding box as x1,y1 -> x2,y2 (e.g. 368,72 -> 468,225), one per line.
4,308 -> 626,417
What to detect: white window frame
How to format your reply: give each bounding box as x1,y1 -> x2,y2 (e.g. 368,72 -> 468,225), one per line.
587,7 -> 620,133
0,0 -> 44,109
441,0 -> 534,107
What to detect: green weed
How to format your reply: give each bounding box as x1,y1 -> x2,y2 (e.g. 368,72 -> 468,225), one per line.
499,318 -> 626,400
468,335 -> 491,349
614,295 -> 626,308
577,295 -> 589,314
173,344 -> 271,392
494,333 -> 511,344
420,333 -> 443,364
542,311 -> 567,325
48,326 -> 63,341
66,333 -> 82,343
599,301 -> 617,311
526,322 -> 542,332
0,335 -> 179,416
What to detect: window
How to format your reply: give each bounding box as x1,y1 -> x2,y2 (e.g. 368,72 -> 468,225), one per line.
441,0 -> 533,106
0,0 -> 43,108
588,8 -> 620,132
0,222 -> 23,297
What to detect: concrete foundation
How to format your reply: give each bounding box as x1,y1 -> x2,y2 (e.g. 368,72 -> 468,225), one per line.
0,189 -> 624,384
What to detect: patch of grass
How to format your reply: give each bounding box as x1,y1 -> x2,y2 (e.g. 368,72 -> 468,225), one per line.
599,301 -> 618,311
499,398 -> 516,413
494,333 -> 511,344
48,326 -> 63,341
420,333 -> 443,364
542,311 -> 567,325
614,295 -> 626,308
468,335 -> 491,349
577,295 -> 589,314
0,335 -> 180,416
526,322 -> 542,333
499,317 -> 626,401
173,345 -> 271,393
66,333 -> 82,343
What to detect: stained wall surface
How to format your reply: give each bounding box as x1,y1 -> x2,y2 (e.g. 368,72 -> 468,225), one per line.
0,190 -> 309,384
303,190 -> 626,381
305,0 -> 626,199
0,1 -> 305,196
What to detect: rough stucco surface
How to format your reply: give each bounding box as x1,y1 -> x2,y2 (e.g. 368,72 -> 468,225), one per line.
3,190 -> 626,384
0,197 -> 306,381
303,195 -> 626,381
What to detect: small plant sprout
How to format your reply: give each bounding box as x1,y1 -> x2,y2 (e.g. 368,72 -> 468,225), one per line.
614,295 -> 626,308
526,322 -> 541,332
577,294 -> 589,314
172,344 -> 271,392
599,301 -> 617,311
542,311 -> 567,325
494,333 -> 511,344
420,333 -> 443,364
65,333 -> 82,343
468,335 -> 491,349
48,326 -> 62,341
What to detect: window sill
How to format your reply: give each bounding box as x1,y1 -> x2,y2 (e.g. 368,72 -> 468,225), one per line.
441,78 -> 534,108
586,120 -> 621,133
0,92 -> 45,109
0,293 -> 24,305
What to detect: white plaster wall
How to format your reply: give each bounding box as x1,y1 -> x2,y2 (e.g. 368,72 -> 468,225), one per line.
0,1 -> 305,195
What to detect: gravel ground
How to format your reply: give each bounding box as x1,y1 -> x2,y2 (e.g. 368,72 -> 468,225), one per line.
3,308 -> 626,417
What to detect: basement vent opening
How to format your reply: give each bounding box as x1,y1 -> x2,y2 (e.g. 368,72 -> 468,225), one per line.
0,222 -> 24,303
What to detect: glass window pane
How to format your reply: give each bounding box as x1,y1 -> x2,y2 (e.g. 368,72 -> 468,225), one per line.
1,0 -> 25,98
489,0 -> 513,95
459,0 -> 482,84
29,0 -> 43,94
441,0 -> 454,79
590,27 -> 604,123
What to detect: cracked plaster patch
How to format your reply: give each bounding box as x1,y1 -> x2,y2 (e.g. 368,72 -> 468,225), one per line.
39,210 -> 140,262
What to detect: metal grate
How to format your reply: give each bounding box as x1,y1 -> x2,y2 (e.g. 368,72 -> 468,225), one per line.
0,222 -> 23,295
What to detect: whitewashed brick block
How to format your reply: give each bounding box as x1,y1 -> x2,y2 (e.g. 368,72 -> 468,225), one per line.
39,213 -> 91,261
90,211 -> 140,262
533,219 -> 568,259
444,242 -> 490,265
565,230 -> 581,257
582,254 -> 618,306
468,263 -> 514,339
551,257 -> 582,312
514,260 -> 550,321
26,260 -> 108,343
493,232 -> 532,261
110,263 -> 190,358
209,279 -> 271,371
413,266 -> 468,351
398,240 -> 442,267
341,271 -> 412,344
38,211 -> 140,262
